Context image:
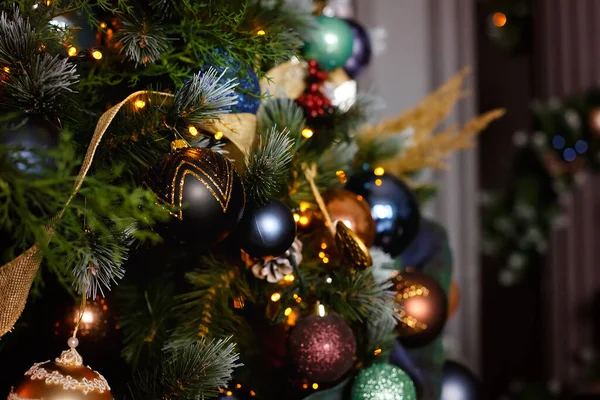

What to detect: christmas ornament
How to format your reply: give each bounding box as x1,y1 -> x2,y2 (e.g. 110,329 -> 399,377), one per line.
237,199 -> 296,258
202,48 -> 261,114
289,313 -> 356,383
1,117 -> 59,173
295,60 -> 334,123
392,269 -> 448,348
325,189 -> 376,247
346,171 -> 420,257
389,341 -> 425,397
51,11 -> 98,51
400,219 -> 441,268
351,363 -> 417,400
8,339 -> 112,400
143,146 -> 245,247
448,280 -> 460,319
335,221 -> 372,269
342,19 -> 372,79
441,361 -> 482,400
303,16 -> 354,71
242,238 -> 303,283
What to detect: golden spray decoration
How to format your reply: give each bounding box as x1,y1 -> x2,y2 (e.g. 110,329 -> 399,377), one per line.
357,68 -> 505,177
0,91 -> 256,338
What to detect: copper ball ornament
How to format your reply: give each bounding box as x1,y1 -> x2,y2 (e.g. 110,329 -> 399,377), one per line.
143,147 -> 245,247
8,345 -> 112,400
392,269 -> 448,348
289,313 -> 356,383
325,189 -> 376,248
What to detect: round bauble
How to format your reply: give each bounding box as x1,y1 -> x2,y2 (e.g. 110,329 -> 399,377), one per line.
1,116 -> 59,174
143,147 -> 245,247
303,16 -> 354,71
441,360 -> 482,400
342,19 -> 372,79
201,48 -> 261,114
289,313 -> 356,383
346,171 -> 420,257
351,363 -> 417,400
9,346 -> 112,400
237,199 -> 296,258
51,11 -> 98,51
324,189 -> 376,247
400,219 -> 441,268
392,269 -> 448,348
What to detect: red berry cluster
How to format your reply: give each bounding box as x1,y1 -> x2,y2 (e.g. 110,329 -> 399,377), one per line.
296,60 -> 334,120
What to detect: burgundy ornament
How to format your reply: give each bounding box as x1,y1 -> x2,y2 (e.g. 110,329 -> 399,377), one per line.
289,313 -> 356,383
342,19 -> 372,79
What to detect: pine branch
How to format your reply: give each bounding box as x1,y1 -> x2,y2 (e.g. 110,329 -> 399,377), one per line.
257,97 -> 305,143
244,126 -> 294,204
170,68 -> 239,129
0,6 -> 37,65
2,53 -> 79,115
127,337 -> 241,400
117,16 -> 171,66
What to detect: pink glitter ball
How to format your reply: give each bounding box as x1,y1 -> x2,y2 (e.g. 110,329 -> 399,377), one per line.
289,313 -> 356,383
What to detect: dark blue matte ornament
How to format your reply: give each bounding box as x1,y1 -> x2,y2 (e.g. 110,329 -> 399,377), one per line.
441,361 -> 482,400
390,341 -> 425,397
201,48 -> 261,114
1,117 -> 58,174
342,19 -> 372,79
346,171 -> 420,257
401,219 -> 442,268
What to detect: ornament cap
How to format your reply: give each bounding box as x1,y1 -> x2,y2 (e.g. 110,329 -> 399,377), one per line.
56,347 -> 83,367
170,139 -> 189,150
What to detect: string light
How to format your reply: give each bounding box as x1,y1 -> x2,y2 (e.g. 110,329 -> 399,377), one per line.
373,348 -> 382,356
250,390 -> 256,397
293,213 -> 300,222
283,274 -> 295,282
226,391 -> 233,396
302,128 -> 314,138
312,383 -> 319,390
3,66 -> 9,73
318,304 -> 326,317
99,22 -> 107,29
214,131 -> 224,140
188,126 -> 199,136
326,277 -> 333,284
257,29 -> 266,36
92,50 -> 103,60
284,307 -> 293,316
320,242 -> 327,249
375,178 -> 383,186
374,166 -> 385,176
67,46 -> 77,57
134,99 -> 146,109
298,216 -> 310,226
299,201 -> 311,212
322,257 -> 329,264
45,0 -> 51,6
492,12 -> 507,27
302,384 -> 309,389
336,170 -> 347,183
236,384 -> 242,389
271,292 -> 281,302
318,251 -> 325,259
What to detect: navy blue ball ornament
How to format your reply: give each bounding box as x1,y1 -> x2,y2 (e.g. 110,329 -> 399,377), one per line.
342,19 -> 372,79
1,117 -> 59,174
201,48 -> 261,114
346,171 -> 420,257
401,219 -> 442,269
441,361 -> 482,400
237,199 -> 297,258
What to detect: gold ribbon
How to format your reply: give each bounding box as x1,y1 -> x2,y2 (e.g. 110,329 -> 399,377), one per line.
0,90 -> 256,338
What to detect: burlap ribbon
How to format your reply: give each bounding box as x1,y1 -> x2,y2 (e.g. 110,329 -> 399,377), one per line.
0,91 -> 256,338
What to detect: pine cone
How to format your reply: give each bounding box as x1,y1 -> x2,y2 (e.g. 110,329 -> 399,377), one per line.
242,238 -> 303,283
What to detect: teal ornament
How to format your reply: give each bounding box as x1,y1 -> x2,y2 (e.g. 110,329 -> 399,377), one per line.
351,364 -> 417,400
303,16 -> 354,71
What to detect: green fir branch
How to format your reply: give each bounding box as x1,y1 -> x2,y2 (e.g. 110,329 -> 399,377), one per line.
117,16 -> 171,66
0,7 -> 37,65
127,337 -> 241,400
257,97 -> 306,144
244,126 -> 294,204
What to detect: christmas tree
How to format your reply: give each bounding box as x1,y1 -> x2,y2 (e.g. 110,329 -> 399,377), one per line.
0,1 -> 503,399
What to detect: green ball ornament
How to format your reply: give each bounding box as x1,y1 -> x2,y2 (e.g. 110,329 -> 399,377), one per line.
352,364 -> 417,400
303,16 -> 354,71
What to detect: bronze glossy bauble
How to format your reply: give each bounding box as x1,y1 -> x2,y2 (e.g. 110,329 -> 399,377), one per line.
289,313 -> 356,383
324,189 -> 376,248
392,269 -> 448,348
143,147 -> 245,247
9,347 -> 112,400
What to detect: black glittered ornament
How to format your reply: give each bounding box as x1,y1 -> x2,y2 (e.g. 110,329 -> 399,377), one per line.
346,171 -> 420,256
1,116 -> 59,174
392,269 -> 448,349
143,147 -> 245,247
236,199 -> 296,258
441,360 -> 482,400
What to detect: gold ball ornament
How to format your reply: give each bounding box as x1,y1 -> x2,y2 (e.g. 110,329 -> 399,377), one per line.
324,189 -> 376,247
8,341 -> 112,400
